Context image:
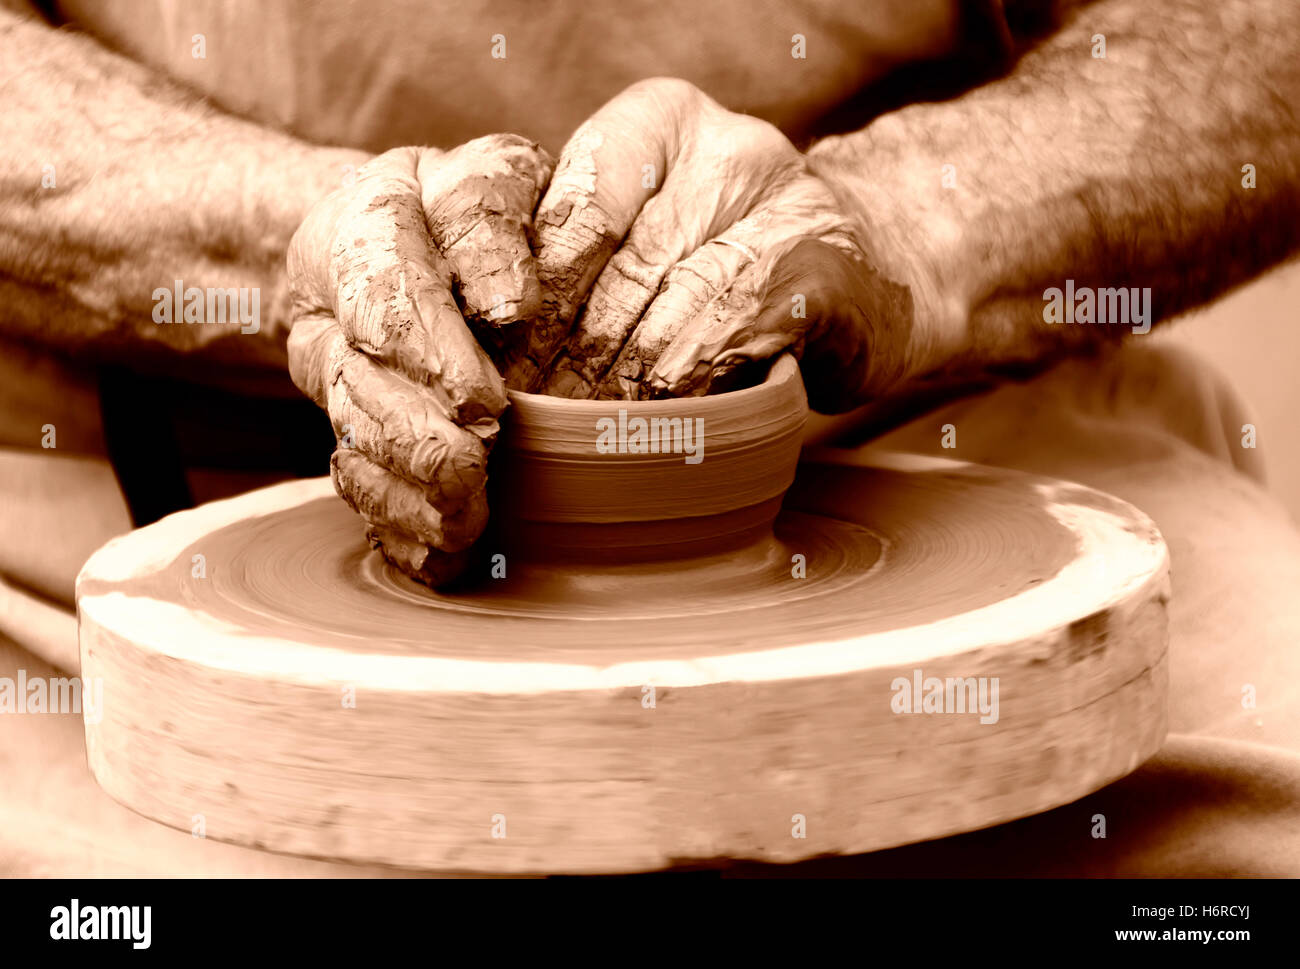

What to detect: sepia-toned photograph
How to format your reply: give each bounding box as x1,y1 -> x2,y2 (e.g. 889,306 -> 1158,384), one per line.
0,0 -> 1296,942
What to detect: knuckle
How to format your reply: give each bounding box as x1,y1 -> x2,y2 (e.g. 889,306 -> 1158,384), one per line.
355,146 -> 420,182
608,231 -> 670,289
628,76 -> 703,109
474,132 -> 552,170
731,115 -> 798,165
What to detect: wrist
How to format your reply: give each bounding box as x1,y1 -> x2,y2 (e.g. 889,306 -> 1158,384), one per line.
806,128 -> 973,383
240,143 -> 372,340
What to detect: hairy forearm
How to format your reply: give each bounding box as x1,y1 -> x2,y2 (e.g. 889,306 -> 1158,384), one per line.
809,0 -> 1300,380
0,10 -> 367,365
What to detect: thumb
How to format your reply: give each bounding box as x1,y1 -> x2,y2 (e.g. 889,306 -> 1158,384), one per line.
763,238 -> 915,413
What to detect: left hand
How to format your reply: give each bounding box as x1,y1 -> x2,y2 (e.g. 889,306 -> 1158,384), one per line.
286,136 -> 553,586
507,77 -> 919,413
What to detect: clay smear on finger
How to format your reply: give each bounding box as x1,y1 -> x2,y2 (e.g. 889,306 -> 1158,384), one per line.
502,126 -> 622,391
645,178 -> 864,396
545,137 -> 785,399
649,256 -> 779,397
326,153 -> 507,424
331,449 -> 488,553
543,206 -> 690,398
596,229 -> 761,399
364,523 -> 472,589
327,347 -> 488,504
419,135 -> 554,326
533,124 -> 613,319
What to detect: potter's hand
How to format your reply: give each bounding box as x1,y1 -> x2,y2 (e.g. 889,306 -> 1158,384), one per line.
514,77 -> 917,413
287,136 -> 553,585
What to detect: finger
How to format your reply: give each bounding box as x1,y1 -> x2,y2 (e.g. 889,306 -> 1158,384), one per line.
538,212 -> 684,398
650,237 -> 911,412
328,344 -> 491,506
598,172 -> 853,399
538,186 -> 731,399
288,147 -> 506,426
289,310 -> 492,503
418,134 -> 554,326
286,311 -> 340,407
533,81 -> 690,321
331,449 -> 488,553
646,249 -> 779,399
364,522 -> 473,589
593,232 -> 760,399
540,109 -> 805,398
517,80 -> 704,390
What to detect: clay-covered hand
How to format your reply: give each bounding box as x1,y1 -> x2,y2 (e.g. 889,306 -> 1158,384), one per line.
286,136 -> 554,585
507,77 -> 919,413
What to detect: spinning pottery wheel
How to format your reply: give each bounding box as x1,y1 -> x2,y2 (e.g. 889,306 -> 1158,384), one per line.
77,358 -> 1170,873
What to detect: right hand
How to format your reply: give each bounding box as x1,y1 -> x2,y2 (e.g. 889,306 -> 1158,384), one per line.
491,78 -> 922,413
286,136 -> 554,586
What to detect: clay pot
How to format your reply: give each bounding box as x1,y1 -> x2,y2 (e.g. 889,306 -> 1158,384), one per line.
491,355 -> 808,563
